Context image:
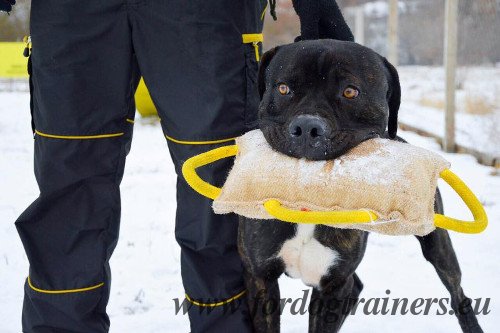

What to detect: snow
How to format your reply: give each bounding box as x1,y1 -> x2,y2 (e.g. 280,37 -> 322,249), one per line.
1,91 -> 499,332
361,1 -> 407,18
398,66 -> 500,156
363,1 -> 389,18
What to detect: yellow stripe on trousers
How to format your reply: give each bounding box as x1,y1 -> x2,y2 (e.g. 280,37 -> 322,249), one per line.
185,289 -> 247,307
27,276 -> 104,294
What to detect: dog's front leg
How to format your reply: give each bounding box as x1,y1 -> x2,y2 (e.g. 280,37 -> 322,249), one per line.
244,269 -> 281,333
309,273 -> 363,333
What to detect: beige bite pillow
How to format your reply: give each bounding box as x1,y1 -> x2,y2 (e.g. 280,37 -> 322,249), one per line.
182,130 -> 487,236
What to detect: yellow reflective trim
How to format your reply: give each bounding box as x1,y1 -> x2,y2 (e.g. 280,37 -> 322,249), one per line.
242,33 -> 264,61
254,44 -> 261,61
27,276 -> 104,294
35,130 -> 124,140
185,289 -> 246,307
242,33 -> 264,44
261,3 -> 268,20
165,135 -> 236,145
126,118 -> 135,124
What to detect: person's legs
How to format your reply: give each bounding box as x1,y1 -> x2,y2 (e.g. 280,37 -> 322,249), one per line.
15,1 -> 140,332
129,0 -> 267,331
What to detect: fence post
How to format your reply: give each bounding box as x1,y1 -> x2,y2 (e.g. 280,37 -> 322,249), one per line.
387,0 -> 399,66
444,0 -> 458,152
354,6 -> 365,45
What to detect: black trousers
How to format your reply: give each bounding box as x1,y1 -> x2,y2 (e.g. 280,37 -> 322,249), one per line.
15,1 -> 266,332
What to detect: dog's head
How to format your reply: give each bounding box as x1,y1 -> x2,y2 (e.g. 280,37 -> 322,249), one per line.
258,40 -> 400,160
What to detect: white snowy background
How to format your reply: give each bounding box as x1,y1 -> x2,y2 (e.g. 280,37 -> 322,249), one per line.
1,66 -> 499,332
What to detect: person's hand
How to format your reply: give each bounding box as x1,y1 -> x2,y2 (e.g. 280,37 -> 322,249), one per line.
0,0 -> 16,13
292,0 -> 354,42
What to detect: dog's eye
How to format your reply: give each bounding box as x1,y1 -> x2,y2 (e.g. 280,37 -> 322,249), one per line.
343,87 -> 359,99
278,84 -> 290,95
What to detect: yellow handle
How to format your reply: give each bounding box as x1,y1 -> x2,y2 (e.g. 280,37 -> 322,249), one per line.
181,145 -> 238,200
263,169 -> 488,233
263,200 -> 378,224
181,146 -> 488,234
434,169 -> 488,234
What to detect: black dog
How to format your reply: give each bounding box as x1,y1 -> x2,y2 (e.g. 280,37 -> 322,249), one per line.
237,40 -> 483,333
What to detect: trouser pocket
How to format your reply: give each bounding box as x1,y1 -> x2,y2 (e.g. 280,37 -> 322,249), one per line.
242,33 -> 263,130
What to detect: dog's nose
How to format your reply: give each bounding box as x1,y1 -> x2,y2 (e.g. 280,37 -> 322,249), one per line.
288,115 -> 331,143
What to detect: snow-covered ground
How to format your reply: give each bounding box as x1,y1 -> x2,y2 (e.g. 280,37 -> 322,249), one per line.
1,91 -> 499,332
398,66 -> 500,156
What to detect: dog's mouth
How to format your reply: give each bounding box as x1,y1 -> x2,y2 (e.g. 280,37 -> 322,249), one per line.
259,117 -> 379,161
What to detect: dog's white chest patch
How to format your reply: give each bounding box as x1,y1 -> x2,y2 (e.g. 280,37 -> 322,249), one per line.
277,224 -> 339,287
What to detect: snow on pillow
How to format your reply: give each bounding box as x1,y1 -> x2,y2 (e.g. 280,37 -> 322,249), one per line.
212,129 -> 450,236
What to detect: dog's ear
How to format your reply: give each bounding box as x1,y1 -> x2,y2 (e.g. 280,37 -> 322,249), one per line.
382,57 -> 401,139
258,46 -> 280,99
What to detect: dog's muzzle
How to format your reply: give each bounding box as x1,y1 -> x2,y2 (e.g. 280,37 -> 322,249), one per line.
287,115 -> 332,158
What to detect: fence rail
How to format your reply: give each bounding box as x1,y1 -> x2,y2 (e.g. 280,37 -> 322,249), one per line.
0,78 -> 29,92
399,122 -> 499,168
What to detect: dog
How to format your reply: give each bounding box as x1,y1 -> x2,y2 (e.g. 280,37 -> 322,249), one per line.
237,40 -> 483,333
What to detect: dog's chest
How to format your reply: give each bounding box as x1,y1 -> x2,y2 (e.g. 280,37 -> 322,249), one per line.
277,224 -> 339,287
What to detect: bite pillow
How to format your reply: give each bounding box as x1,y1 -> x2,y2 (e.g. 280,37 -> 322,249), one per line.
213,130 -> 449,236
182,130 -> 487,236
